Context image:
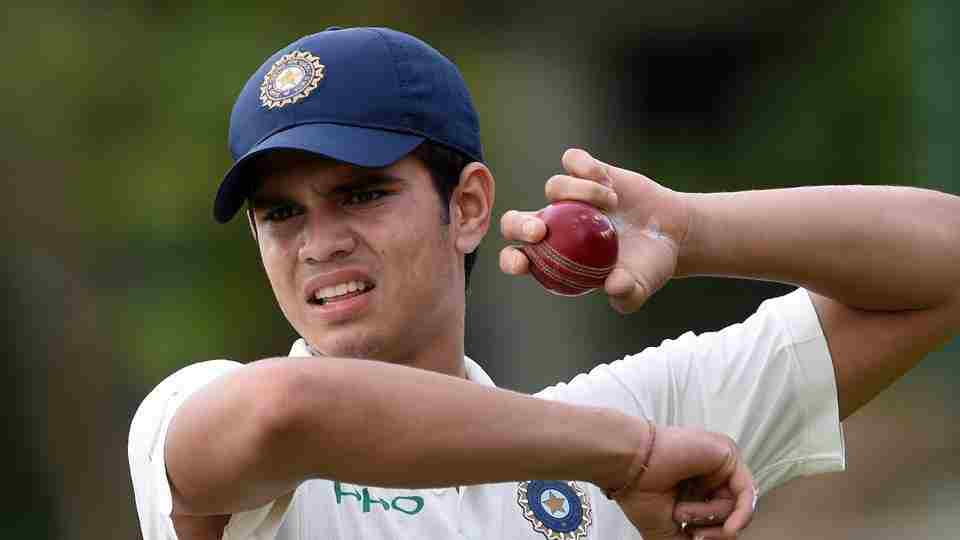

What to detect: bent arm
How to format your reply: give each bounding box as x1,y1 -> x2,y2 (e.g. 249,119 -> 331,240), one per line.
166,356 -> 646,515
678,185 -> 960,418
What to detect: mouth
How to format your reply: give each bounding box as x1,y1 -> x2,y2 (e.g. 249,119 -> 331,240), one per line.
307,279 -> 376,306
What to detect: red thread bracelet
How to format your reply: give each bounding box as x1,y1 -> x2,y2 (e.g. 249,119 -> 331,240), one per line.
603,418 -> 656,500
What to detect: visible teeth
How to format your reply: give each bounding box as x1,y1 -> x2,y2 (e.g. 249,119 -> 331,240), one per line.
313,280 -> 369,302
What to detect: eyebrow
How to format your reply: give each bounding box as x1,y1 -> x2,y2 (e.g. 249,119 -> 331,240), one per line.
328,171 -> 407,195
249,170 -> 407,208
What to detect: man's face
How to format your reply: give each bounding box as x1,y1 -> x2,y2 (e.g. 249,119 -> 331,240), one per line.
249,151 -> 465,363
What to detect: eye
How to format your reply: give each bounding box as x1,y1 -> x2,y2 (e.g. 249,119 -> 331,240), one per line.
262,204 -> 302,222
343,190 -> 387,206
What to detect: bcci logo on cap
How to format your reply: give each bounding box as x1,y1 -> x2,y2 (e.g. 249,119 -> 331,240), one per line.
260,51 -> 325,109
517,480 -> 592,540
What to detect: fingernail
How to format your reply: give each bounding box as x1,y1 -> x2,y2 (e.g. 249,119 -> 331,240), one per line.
523,220 -> 537,237
512,252 -> 524,273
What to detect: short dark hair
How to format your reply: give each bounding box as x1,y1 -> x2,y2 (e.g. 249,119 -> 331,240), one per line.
411,142 -> 477,291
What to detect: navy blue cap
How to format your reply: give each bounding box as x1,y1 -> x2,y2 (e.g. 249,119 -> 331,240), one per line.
214,27 -> 483,222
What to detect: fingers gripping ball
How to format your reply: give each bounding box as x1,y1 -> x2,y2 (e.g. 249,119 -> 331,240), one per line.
520,201 -> 618,296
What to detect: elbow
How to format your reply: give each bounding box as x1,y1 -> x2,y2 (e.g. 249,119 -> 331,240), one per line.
250,359 -> 342,451
172,359 -> 342,514
248,358 -> 360,473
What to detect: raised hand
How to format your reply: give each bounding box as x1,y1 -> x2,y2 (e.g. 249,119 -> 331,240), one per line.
500,148 -> 691,313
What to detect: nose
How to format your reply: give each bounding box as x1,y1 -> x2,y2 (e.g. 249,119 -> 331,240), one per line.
297,208 -> 357,264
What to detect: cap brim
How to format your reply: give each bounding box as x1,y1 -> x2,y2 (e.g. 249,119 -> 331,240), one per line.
214,123 -> 425,222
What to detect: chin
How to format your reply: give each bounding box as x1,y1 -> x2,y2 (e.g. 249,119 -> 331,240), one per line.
306,332 -> 389,361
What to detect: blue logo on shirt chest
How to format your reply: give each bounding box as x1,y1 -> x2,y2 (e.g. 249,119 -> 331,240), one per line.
517,480 -> 592,539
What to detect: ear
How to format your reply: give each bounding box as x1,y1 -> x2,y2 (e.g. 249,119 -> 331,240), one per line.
451,162 -> 495,255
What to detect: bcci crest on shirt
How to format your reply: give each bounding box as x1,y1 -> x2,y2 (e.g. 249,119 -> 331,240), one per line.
517,480 -> 592,540
260,50 -> 325,109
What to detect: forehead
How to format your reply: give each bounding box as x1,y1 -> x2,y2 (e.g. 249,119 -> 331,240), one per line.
249,150 -> 426,197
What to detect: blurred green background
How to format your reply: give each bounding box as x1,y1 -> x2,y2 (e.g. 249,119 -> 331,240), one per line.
3,1 -> 957,538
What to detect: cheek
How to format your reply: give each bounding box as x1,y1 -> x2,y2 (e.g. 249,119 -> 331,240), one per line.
390,221 -> 456,294
259,241 -> 298,302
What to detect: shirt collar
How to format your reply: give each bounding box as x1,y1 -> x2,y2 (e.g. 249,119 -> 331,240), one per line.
288,338 -> 496,388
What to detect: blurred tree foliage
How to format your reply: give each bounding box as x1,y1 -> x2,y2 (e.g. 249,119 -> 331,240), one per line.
2,1 -> 955,538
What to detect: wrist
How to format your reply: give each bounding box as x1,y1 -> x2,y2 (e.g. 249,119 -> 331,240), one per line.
675,193 -> 728,277
674,191 -> 712,278
601,418 -> 655,499
589,413 -> 654,495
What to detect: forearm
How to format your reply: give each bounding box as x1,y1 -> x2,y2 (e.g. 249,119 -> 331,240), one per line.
167,356 -> 645,514
678,186 -> 960,310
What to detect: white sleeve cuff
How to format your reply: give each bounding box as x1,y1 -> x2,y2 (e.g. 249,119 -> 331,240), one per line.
754,289 -> 846,493
130,360 -> 280,540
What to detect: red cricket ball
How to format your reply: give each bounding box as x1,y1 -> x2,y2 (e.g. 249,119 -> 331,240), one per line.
520,200 -> 619,296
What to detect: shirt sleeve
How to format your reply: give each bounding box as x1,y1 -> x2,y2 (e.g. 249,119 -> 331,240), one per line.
127,360 -> 297,540
535,288 -> 845,494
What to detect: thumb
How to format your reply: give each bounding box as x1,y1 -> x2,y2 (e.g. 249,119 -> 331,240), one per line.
605,268 -> 653,314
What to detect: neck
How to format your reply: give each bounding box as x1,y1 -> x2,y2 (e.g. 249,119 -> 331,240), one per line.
305,307 -> 468,380
380,278 -> 469,379
408,322 -> 467,379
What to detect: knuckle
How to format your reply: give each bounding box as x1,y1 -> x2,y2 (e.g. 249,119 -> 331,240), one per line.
590,182 -> 612,200
628,279 -> 650,306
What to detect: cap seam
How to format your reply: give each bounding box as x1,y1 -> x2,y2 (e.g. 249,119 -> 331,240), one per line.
368,28 -> 410,90
369,28 -> 418,132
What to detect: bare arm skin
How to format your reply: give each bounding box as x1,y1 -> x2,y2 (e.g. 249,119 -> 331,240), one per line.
678,186 -> 959,310
679,186 -> 960,419
166,355 -> 755,538
167,356 -> 642,513
500,150 -> 960,421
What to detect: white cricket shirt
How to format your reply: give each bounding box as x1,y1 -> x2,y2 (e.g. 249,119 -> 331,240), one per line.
129,288 -> 845,539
